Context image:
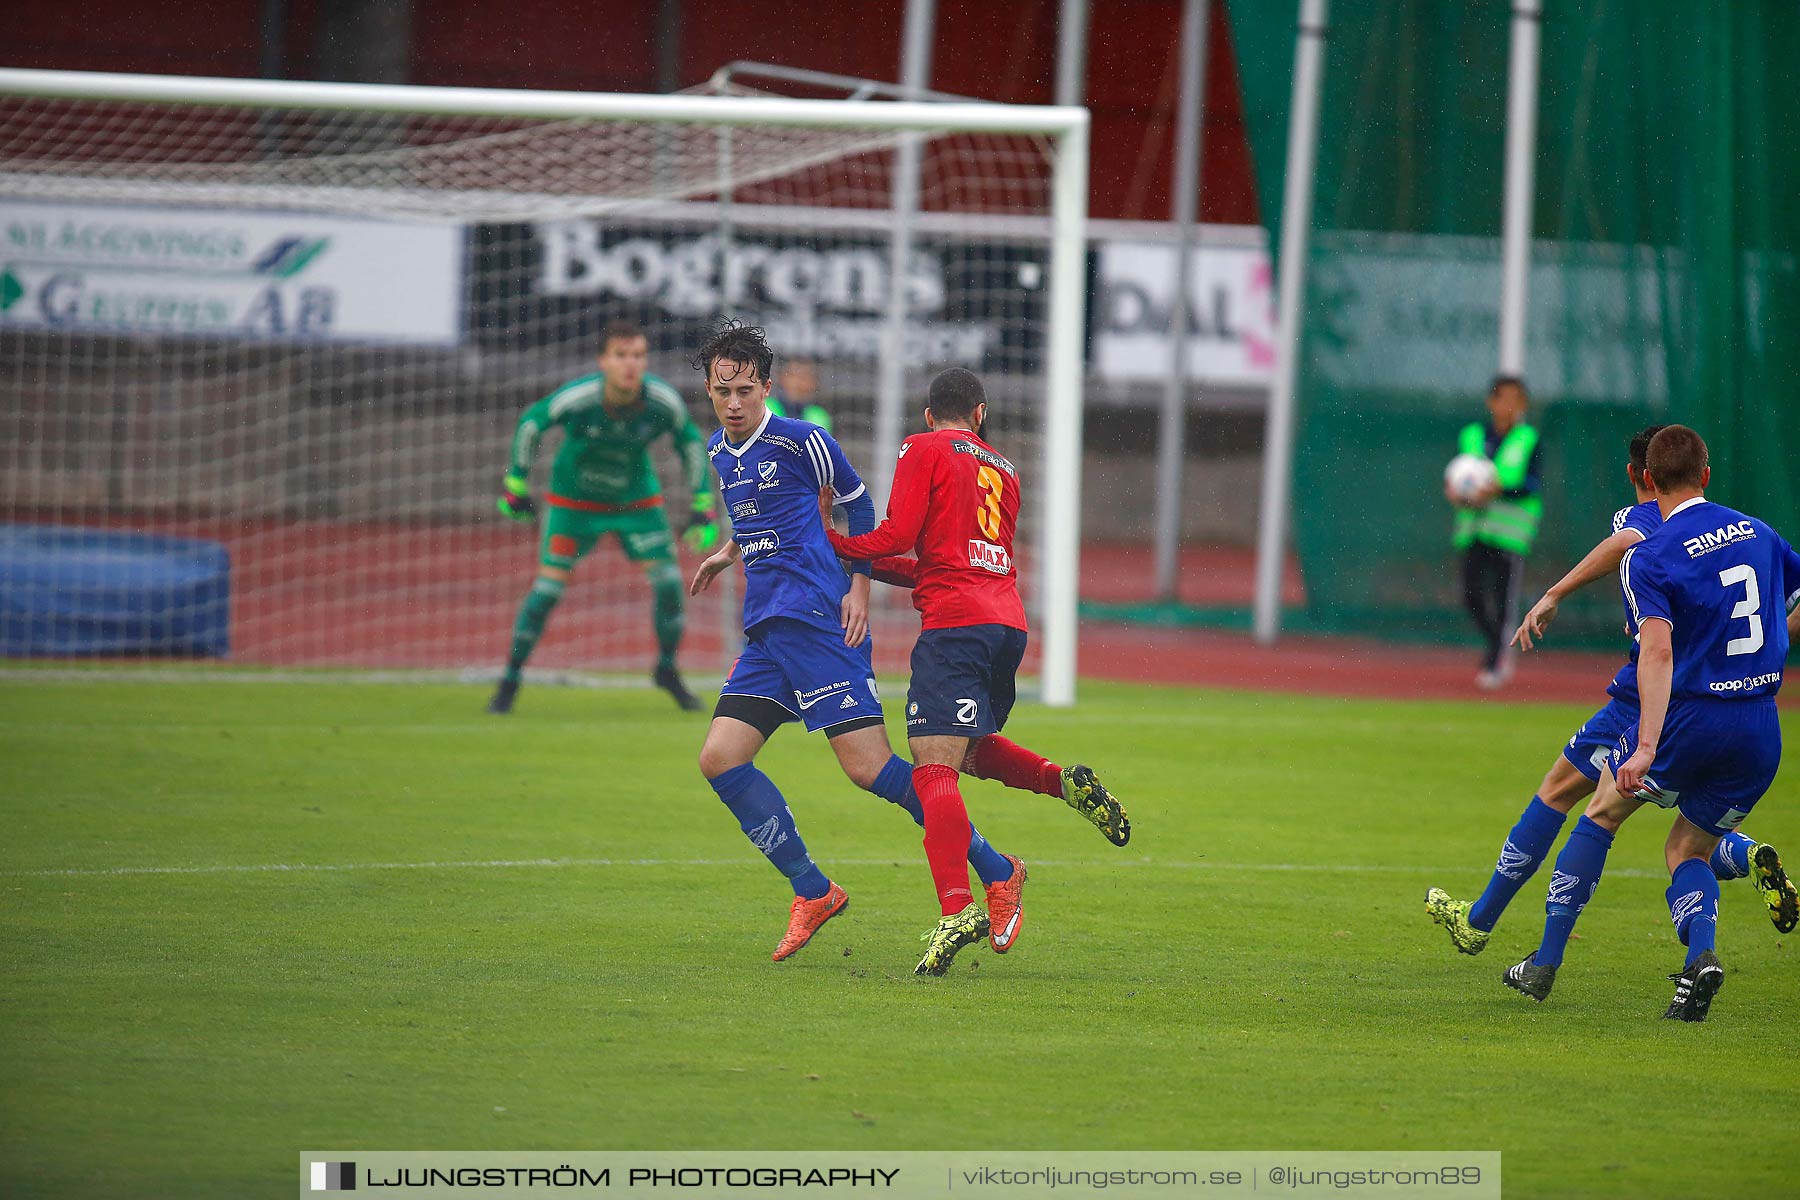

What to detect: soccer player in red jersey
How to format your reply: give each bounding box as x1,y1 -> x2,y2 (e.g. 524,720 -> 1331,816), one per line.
825,368 -> 1131,975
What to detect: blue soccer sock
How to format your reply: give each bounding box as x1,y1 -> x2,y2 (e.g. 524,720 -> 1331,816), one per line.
1708,831 -> 1755,880
1668,858 -> 1720,967
1536,815 -> 1614,968
870,755 -> 925,820
1469,795 -> 1567,932
869,754 -> 1012,886
963,825 -> 1012,887
708,762 -> 830,899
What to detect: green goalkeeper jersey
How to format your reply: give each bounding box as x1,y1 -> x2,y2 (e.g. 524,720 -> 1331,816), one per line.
508,371 -> 707,507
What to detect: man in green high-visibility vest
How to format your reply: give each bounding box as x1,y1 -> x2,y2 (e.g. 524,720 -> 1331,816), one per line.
1448,375 -> 1543,690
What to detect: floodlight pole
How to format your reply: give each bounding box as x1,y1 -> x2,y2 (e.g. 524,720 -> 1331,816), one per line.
1252,0 -> 1328,645
257,0 -> 288,157
714,125 -> 744,666
1154,0 -> 1210,601
874,0 -> 938,507
1498,0 -> 1542,377
1056,0 -> 1089,107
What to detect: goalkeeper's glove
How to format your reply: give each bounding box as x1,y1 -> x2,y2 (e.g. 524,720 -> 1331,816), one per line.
497,473 -> 536,522
682,492 -> 721,553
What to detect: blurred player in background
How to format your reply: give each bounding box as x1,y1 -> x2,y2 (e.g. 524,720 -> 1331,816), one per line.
825,367 -> 1131,976
1427,425 -> 1795,958
1499,426 -> 1800,1021
1447,376 -> 1543,689
489,321 -> 718,714
685,321 -> 1027,963
765,354 -> 832,431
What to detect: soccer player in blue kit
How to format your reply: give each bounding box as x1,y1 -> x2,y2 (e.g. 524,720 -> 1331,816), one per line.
684,321 -> 1026,963
1427,427 -> 1796,953
1500,426 -> 1800,1021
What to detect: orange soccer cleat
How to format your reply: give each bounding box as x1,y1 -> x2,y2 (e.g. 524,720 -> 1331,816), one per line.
771,881 -> 849,962
984,855 -> 1028,953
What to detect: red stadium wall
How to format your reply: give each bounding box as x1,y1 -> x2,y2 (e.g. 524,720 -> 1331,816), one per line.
8,0 -> 1257,223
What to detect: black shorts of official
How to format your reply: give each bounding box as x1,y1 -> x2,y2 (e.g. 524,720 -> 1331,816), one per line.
905,623 -> 1028,739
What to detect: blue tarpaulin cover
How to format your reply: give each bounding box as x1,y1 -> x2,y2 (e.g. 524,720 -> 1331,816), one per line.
0,525 -> 230,657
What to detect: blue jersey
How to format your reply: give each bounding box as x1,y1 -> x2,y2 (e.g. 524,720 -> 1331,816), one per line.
1604,500 -> 1664,701
709,411 -> 868,636
1618,498 -> 1800,702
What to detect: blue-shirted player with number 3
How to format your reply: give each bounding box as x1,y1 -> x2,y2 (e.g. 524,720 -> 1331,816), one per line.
1427,426 -> 1794,956
1502,426 -> 1800,1021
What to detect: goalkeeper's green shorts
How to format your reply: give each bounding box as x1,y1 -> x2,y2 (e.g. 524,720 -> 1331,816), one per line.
539,503 -> 674,570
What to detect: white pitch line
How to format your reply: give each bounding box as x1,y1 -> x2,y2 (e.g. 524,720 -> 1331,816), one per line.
0,857 -> 1672,881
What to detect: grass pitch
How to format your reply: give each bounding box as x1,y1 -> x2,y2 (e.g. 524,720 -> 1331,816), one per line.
1,674 -> 1796,1199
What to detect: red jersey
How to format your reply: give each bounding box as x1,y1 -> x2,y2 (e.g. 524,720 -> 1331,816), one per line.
828,428 -> 1027,631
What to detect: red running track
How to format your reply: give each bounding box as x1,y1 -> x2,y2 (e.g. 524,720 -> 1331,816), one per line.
19,517 -> 1742,707
1075,540 -> 1654,706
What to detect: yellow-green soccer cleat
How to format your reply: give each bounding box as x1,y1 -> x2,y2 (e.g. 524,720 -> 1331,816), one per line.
1750,843 -> 1798,934
1061,764 -> 1131,847
1425,887 -> 1492,955
914,902 -> 991,976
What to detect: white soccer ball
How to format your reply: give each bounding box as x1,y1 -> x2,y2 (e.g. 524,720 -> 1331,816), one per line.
1444,453 -> 1499,505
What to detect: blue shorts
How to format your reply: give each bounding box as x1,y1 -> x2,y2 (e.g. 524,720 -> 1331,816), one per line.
905,624 -> 1027,739
721,617 -> 885,734
1606,698 -> 1782,836
1562,695 -> 1641,782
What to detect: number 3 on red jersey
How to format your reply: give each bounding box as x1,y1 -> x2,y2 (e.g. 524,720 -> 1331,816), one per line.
975,464 -> 1004,540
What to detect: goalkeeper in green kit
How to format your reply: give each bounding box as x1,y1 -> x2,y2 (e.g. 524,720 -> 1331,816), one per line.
489,321 -> 717,714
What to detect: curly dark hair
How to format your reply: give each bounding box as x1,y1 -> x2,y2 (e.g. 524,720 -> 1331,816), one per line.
926,367 -> 986,422
689,317 -> 774,385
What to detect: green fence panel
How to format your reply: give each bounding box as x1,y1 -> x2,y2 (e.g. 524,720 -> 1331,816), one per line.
1227,0 -> 1800,648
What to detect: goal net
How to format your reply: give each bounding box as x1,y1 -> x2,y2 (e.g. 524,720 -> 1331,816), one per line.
0,71 -> 1086,700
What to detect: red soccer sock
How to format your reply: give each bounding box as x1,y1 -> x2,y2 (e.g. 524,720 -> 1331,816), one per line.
967,734 -> 1063,798
913,764 -> 975,916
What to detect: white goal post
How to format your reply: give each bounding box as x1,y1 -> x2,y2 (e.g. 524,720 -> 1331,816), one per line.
0,68 -> 1088,705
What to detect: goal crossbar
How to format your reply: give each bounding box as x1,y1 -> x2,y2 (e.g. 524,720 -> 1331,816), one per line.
0,69 -> 1086,137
